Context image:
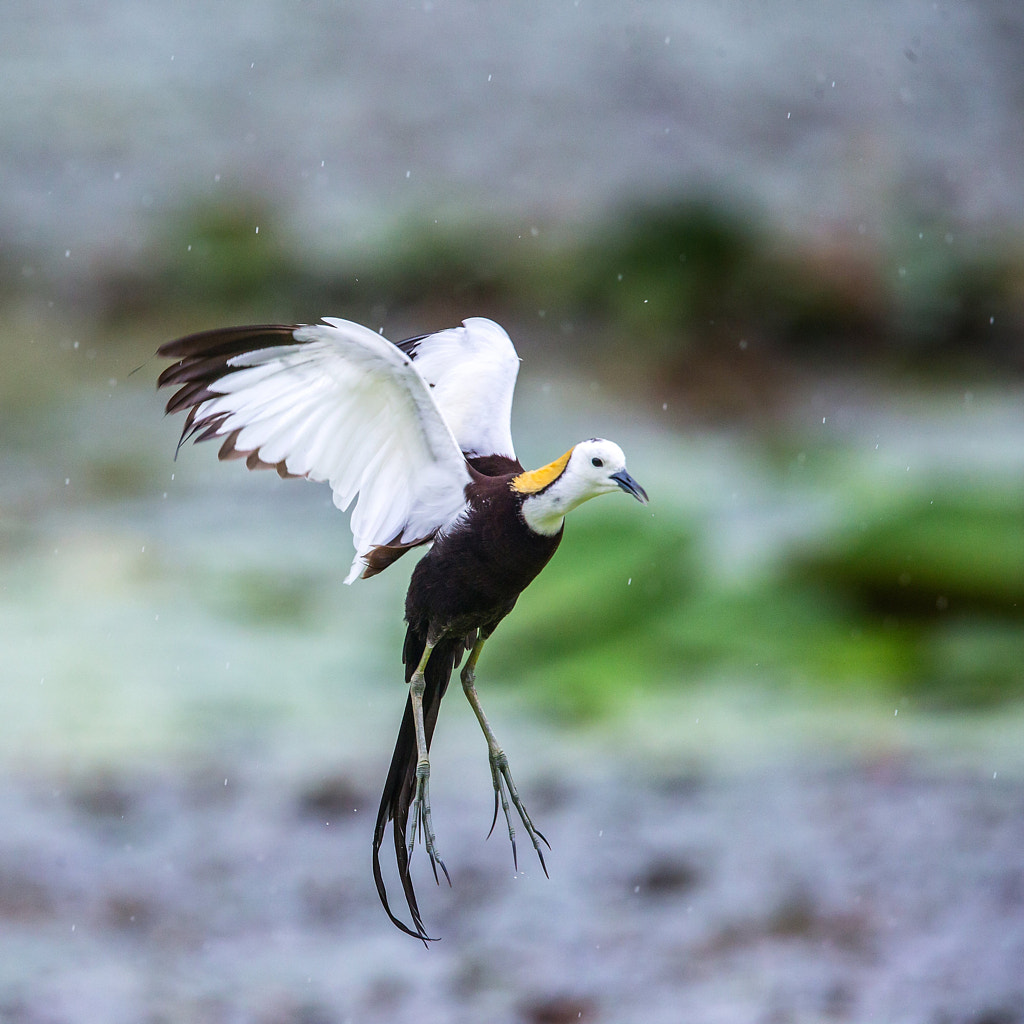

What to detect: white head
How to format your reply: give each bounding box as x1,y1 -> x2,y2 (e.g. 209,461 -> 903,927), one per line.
512,438 -> 648,536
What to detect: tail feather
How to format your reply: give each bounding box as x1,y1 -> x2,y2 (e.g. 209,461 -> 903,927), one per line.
372,631 -> 470,940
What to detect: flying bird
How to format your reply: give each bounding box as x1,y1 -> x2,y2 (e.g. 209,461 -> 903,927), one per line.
157,316 -> 648,940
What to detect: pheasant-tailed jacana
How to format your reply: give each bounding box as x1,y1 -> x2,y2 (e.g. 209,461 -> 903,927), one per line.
157,316 -> 648,940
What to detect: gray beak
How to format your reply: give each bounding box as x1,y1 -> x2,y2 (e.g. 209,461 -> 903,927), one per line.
611,469 -> 649,505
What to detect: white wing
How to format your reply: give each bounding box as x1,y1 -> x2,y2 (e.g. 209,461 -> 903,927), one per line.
158,319 -> 472,583
397,317 -> 519,460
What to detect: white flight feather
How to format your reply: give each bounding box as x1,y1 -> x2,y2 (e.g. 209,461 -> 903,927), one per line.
192,318 -> 472,583
403,317 -> 519,459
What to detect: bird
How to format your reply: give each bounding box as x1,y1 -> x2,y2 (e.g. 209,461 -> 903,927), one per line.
156,315 -> 648,941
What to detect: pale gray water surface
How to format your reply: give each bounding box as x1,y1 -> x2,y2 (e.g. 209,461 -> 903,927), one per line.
4,0 -> 1024,283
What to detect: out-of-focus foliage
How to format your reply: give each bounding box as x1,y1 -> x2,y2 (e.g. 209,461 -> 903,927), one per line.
79,194 -> 1024,381
486,508 -> 696,720
11,192 -> 1023,721
792,490 -> 1024,708
488,482 -> 1024,720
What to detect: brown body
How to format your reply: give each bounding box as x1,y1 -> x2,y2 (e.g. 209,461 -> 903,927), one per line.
374,457 -> 562,935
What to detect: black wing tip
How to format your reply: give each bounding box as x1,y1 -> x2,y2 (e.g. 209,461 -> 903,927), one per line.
393,333 -> 428,358
156,323 -> 300,362
156,324 -> 308,463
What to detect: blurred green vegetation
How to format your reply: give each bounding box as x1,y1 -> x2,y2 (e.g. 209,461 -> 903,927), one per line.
81,192 -> 1024,382
487,483 -> 1024,721
8,190 -> 1023,725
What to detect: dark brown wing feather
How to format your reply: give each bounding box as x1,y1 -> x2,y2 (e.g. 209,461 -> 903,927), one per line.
467,453 -> 523,477
157,324 -> 299,364
157,325 -> 303,467
360,539 -> 423,579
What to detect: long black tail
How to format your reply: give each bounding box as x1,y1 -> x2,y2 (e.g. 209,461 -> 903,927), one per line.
372,630 -> 468,941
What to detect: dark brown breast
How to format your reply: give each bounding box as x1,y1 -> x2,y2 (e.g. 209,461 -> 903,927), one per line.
404,471 -> 562,639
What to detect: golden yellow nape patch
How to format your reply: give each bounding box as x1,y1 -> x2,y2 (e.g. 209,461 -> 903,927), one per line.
510,447 -> 574,494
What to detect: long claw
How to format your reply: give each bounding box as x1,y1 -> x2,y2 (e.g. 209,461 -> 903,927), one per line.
487,788 -> 500,841
408,759 -> 451,888
460,639 -> 551,880
487,750 -> 549,874
535,844 -> 549,879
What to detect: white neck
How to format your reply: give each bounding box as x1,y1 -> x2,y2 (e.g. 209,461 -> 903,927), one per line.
519,482 -> 591,536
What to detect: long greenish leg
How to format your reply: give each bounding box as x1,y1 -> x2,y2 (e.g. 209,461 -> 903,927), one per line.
408,640 -> 449,885
460,636 -> 550,875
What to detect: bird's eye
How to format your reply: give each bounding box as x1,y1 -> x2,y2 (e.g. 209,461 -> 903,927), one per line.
591,457 -> 604,468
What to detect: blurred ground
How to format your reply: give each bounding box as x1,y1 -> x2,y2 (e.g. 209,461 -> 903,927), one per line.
2,740 -> 1022,1024
2,357 -> 1023,1022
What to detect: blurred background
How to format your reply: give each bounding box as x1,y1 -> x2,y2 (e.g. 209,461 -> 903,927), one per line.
2,2 -> 1023,1022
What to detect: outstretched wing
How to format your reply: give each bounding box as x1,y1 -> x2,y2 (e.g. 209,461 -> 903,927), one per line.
157,319 -> 472,583
396,317 -> 519,461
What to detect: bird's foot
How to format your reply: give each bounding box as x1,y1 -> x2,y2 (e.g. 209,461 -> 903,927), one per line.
409,759 -> 451,887
487,750 -> 550,876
